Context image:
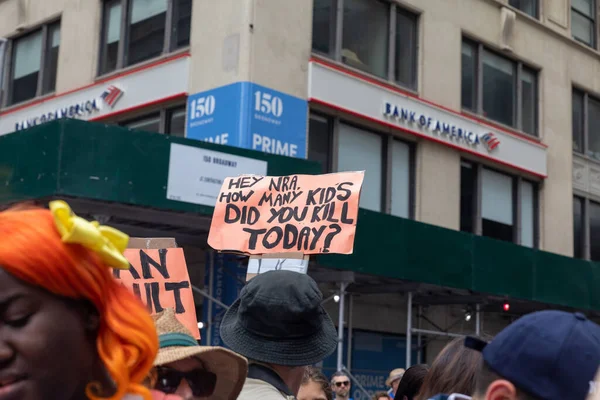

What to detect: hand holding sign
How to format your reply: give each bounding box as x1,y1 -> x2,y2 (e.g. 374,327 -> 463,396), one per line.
208,172 -> 364,255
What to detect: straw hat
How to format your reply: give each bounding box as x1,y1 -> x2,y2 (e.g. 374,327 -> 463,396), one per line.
153,308 -> 248,400
386,368 -> 406,387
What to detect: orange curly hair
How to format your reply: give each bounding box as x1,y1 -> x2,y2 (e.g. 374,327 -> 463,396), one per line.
0,205 -> 158,400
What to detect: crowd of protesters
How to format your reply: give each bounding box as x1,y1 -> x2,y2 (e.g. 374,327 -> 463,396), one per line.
2,201 -> 600,400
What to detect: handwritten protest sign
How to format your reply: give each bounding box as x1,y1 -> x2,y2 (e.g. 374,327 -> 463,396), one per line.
208,171 -> 364,255
114,247 -> 200,339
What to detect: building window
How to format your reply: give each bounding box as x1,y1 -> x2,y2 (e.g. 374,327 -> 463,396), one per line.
460,161 -> 538,247
119,105 -> 186,136
461,39 -> 538,136
572,0 -> 596,47
509,0 -> 538,18
99,0 -> 192,76
312,0 -> 418,89
572,196 -> 600,260
308,112 -> 414,217
572,88 -> 600,160
6,21 -> 61,106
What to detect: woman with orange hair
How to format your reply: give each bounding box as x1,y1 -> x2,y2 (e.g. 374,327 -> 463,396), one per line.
0,201 -> 159,400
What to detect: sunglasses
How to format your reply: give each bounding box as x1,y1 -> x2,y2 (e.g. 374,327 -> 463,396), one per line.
154,366 -> 217,397
334,381 -> 350,387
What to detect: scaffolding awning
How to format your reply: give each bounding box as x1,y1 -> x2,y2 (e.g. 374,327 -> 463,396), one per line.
1,119 -> 598,311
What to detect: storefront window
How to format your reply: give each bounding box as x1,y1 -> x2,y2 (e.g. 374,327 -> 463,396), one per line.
461,161 -> 537,247
573,89 -> 600,160
308,112 -> 413,217
574,196 -> 584,259
99,0 -> 192,75
119,104 -> 186,136
8,21 -> 61,106
572,0 -> 596,48
338,123 -> 383,212
122,113 -> 161,133
461,39 -> 538,136
312,0 -> 418,89
590,201 -> 600,261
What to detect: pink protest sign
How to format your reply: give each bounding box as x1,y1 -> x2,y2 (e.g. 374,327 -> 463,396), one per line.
208,172 -> 364,255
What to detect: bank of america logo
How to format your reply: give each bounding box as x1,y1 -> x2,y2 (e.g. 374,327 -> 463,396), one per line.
100,85 -> 124,108
481,132 -> 500,151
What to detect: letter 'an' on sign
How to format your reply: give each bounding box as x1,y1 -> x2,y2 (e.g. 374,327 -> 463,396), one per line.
207,171 -> 365,255
113,245 -> 200,339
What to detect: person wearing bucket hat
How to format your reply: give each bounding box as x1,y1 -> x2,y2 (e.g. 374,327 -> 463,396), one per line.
220,270 -> 338,400
386,368 -> 405,398
465,310 -> 600,400
151,308 -> 248,400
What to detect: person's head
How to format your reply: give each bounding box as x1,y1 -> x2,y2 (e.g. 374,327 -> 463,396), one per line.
466,310 -> 600,400
298,366 -> 333,400
386,368 -> 406,394
331,371 -> 351,398
395,364 -> 429,400
416,337 -> 482,400
151,308 -> 247,400
372,391 -> 391,400
0,201 -> 158,400
220,270 -> 338,395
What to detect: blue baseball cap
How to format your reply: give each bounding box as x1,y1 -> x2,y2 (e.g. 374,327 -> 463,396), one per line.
465,310 -> 600,400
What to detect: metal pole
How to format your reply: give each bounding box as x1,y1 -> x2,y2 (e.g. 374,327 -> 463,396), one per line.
192,286 -> 230,310
411,328 -> 465,339
206,253 -> 215,345
406,292 -> 412,368
347,294 -> 354,372
337,282 -> 347,371
475,304 -> 481,337
417,305 -> 423,364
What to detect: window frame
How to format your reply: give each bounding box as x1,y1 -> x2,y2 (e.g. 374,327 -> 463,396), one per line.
571,0 -> 596,48
2,20 -> 61,108
311,0 -> 419,90
572,194 -> 600,260
118,103 -> 187,136
572,87 -> 600,159
461,38 -> 539,137
508,0 -> 540,19
308,111 -> 416,218
460,160 -> 540,248
98,0 -> 190,76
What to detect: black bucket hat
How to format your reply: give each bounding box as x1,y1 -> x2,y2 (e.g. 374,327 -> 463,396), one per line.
219,270 -> 338,366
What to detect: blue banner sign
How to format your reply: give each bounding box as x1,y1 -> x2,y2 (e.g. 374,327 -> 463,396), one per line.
186,82 -> 307,158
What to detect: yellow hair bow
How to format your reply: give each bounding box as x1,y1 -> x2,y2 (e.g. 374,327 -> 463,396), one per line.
49,200 -> 131,270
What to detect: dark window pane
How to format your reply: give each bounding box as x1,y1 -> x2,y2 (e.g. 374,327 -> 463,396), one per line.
308,114 -> 331,174
573,0 -> 594,17
587,97 -> 600,160
520,180 -> 535,247
574,196 -> 584,259
520,67 -> 536,135
127,0 -> 167,66
460,162 -> 476,233
312,0 -> 336,55
590,202 -> 600,261
122,114 -> 161,133
573,90 -> 584,153
168,107 -> 186,137
100,0 -> 122,75
395,10 -> 417,88
509,0 -> 538,17
42,23 -> 60,95
481,168 -> 514,243
572,10 -> 595,47
342,0 -> 389,78
461,41 -> 476,111
174,0 -> 192,48
10,30 -> 42,105
482,50 -> 515,127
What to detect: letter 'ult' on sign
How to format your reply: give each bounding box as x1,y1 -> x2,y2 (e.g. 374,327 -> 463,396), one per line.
207,172 -> 365,255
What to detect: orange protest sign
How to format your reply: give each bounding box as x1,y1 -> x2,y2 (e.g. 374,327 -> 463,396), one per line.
114,248 -> 200,339
208,171 -> 364,255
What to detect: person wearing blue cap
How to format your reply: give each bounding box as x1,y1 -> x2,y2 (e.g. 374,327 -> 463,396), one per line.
464,310 -> 600,400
